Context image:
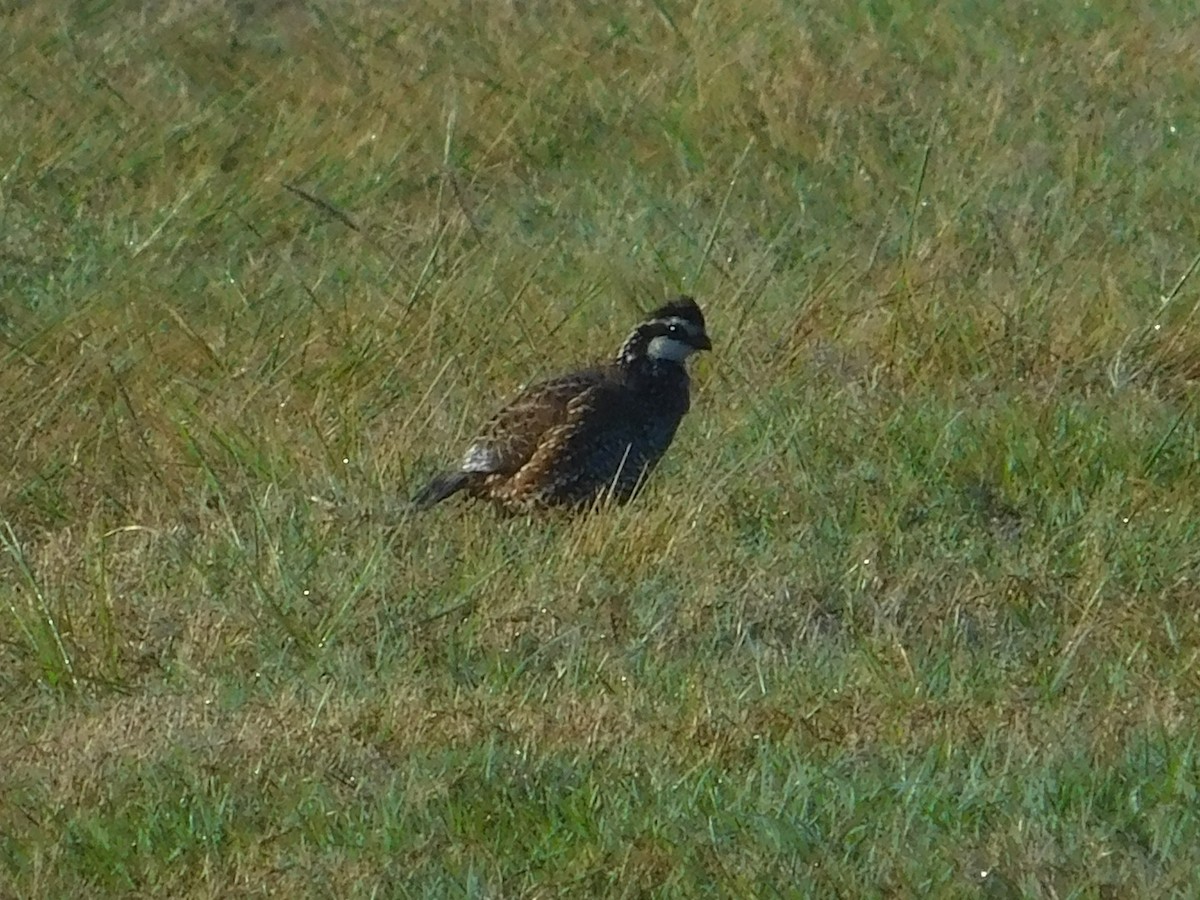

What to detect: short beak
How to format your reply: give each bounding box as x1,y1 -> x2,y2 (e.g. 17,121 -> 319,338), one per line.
695,333 -> 712,351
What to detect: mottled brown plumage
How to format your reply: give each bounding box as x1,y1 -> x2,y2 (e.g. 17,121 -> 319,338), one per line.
412,296 -> 712,511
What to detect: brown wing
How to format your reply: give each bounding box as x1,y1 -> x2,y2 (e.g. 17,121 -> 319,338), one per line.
460,369 -> 606,476
505,380 -> 666,506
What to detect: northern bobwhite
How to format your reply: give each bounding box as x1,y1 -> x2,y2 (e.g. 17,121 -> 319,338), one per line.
412,296 -> 712,511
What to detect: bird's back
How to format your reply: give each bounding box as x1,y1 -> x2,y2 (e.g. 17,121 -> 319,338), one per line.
503,364 -> 691,506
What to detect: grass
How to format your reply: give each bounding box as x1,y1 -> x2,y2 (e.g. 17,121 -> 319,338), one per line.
3,0 -> 1200,896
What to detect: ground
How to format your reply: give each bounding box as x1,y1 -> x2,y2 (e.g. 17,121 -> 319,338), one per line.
3,1 -> 1200,896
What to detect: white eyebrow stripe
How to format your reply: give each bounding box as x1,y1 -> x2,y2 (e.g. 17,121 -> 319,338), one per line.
655,316 -> 702,337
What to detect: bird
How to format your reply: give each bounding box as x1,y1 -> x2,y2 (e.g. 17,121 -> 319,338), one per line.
412,296 -> 712,512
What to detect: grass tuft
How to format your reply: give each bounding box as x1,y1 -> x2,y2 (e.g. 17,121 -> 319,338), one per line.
4,0 -> 1200,895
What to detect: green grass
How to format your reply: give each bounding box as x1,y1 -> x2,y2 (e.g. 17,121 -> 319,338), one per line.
3,0 -> 1200,896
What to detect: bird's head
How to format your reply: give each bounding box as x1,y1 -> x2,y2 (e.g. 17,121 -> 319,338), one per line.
618,296 -> 712,367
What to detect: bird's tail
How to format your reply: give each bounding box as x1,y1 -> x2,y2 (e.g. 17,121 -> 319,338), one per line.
411,470 -> 471,510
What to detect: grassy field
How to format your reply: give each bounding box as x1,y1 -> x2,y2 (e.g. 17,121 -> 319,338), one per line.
3,0 -> 1200,896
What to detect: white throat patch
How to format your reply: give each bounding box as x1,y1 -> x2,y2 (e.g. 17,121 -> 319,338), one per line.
646,335 -> 697,362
